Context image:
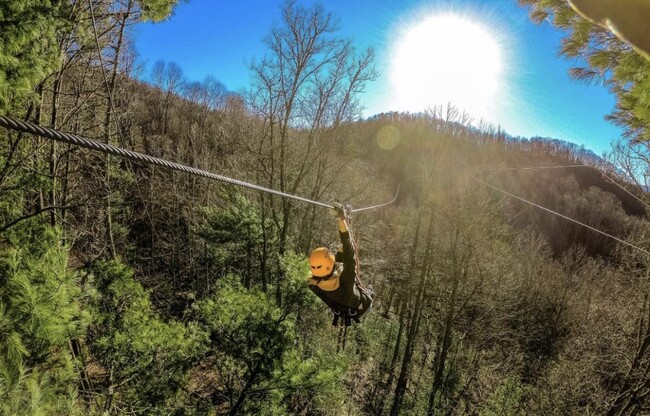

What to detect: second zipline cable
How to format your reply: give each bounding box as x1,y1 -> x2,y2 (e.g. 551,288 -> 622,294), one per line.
470,173 -> 650,256
455,151 -> 650,256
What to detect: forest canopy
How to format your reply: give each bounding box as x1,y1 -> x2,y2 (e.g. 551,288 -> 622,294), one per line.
1,0 -> 650,415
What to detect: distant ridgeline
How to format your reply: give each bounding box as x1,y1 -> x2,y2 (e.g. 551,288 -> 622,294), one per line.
514,136 -> 646,215
523,136 -> 601,164
362,111 -> 646,258
4,1 -> 650,413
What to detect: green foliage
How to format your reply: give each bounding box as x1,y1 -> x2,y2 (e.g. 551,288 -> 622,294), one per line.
197,193 -> 265,285
190,261 -> 348,415
192,276 -> 293,412
270,348 -> 349,416
519,0 -> 650,142
0,165 -> 50,226
0,1 -> 71,112
0,223 -> 87,415
0,117 -> 55,235
138,0 -> 182,22
280,251 -> 322,317
88,259 -> 208,414
479,377 -> 525,416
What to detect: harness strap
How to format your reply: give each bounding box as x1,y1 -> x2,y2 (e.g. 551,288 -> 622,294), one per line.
331,307 -> 360,327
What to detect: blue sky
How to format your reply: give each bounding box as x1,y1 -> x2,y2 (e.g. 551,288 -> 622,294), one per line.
134,0 -> 623,156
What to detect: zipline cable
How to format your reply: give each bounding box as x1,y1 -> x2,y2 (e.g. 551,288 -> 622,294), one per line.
3,115 -> 642,252
0,115 -> 399,213
469,173 -> 650,256
454,152 -> 650,255
473,162 -> 650,211
0,115 -> 334,209
599,170 -> 650,210
473,164 -> 587,171
351,185 -> 400,213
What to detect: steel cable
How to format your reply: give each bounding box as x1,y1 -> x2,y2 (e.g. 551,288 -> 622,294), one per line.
473,162 -> 650,211
455,151 -> 650,256
351,185 -> 400,213
1,115 -> 401,213
469,173 -> 650,256
0,115 -> 335,209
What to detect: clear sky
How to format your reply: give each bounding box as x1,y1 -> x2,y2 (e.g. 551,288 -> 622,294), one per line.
133,0 -> 623,156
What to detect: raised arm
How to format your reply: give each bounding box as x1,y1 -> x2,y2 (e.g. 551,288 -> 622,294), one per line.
332,204 -> 358,288
338,217 -> 355,264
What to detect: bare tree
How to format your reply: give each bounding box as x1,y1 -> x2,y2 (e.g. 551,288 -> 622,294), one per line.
248,0 -> 377,302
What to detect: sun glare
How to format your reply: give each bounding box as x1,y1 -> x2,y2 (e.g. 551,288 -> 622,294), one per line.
390,14 -> 503,121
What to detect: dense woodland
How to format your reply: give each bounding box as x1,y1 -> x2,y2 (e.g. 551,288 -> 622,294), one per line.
2,1 -> 650,415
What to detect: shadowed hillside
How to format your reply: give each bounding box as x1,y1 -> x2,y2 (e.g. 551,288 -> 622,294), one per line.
2,1 -> 650,415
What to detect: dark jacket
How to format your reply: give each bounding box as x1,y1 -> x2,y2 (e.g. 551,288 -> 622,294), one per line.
309,229 -> 372,316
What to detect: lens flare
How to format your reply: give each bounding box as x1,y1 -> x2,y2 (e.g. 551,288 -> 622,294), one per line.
376,125 -> 401,150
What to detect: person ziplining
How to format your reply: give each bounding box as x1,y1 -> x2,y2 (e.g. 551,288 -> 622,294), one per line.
308,203 -> 374,327
0,116 -> 395,327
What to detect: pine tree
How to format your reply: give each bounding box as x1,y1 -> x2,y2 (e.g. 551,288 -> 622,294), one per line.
0,223 -> 88,415
87,259 -> 207,414
519,0 -> 650,142
0,1 -> 75,112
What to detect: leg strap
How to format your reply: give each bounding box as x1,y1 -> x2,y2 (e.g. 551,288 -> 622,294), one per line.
331,308 -> 361,327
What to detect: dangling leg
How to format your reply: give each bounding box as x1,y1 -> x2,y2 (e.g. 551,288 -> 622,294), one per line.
337,325 -> 345,353
341,325 -> 348,351
336,323 -> 350,352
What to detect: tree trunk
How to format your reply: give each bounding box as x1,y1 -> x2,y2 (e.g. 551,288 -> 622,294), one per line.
276,199 -> 292,306
229,367 -> 260,416
103,366 -> 115,415
391,209 -> 435,415
101,0 -> 132,259
427,232 -> 464,415
258,192 -> 270,293
48,74 -> 63,227
377,296 -> 407,414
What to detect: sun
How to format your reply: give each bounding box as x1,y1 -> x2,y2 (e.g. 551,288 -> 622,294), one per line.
390,14 -> 503,121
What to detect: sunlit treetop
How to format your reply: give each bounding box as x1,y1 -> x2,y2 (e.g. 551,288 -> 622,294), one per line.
520,0 -> 650,142
139,0 -> 183,22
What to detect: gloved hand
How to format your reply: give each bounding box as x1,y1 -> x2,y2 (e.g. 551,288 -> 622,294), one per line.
330,201 -> 348,220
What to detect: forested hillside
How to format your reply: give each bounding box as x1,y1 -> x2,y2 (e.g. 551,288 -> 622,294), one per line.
2,1 -> 650,415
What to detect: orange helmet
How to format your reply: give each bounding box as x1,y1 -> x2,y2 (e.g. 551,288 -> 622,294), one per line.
309,247 -> 335,277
